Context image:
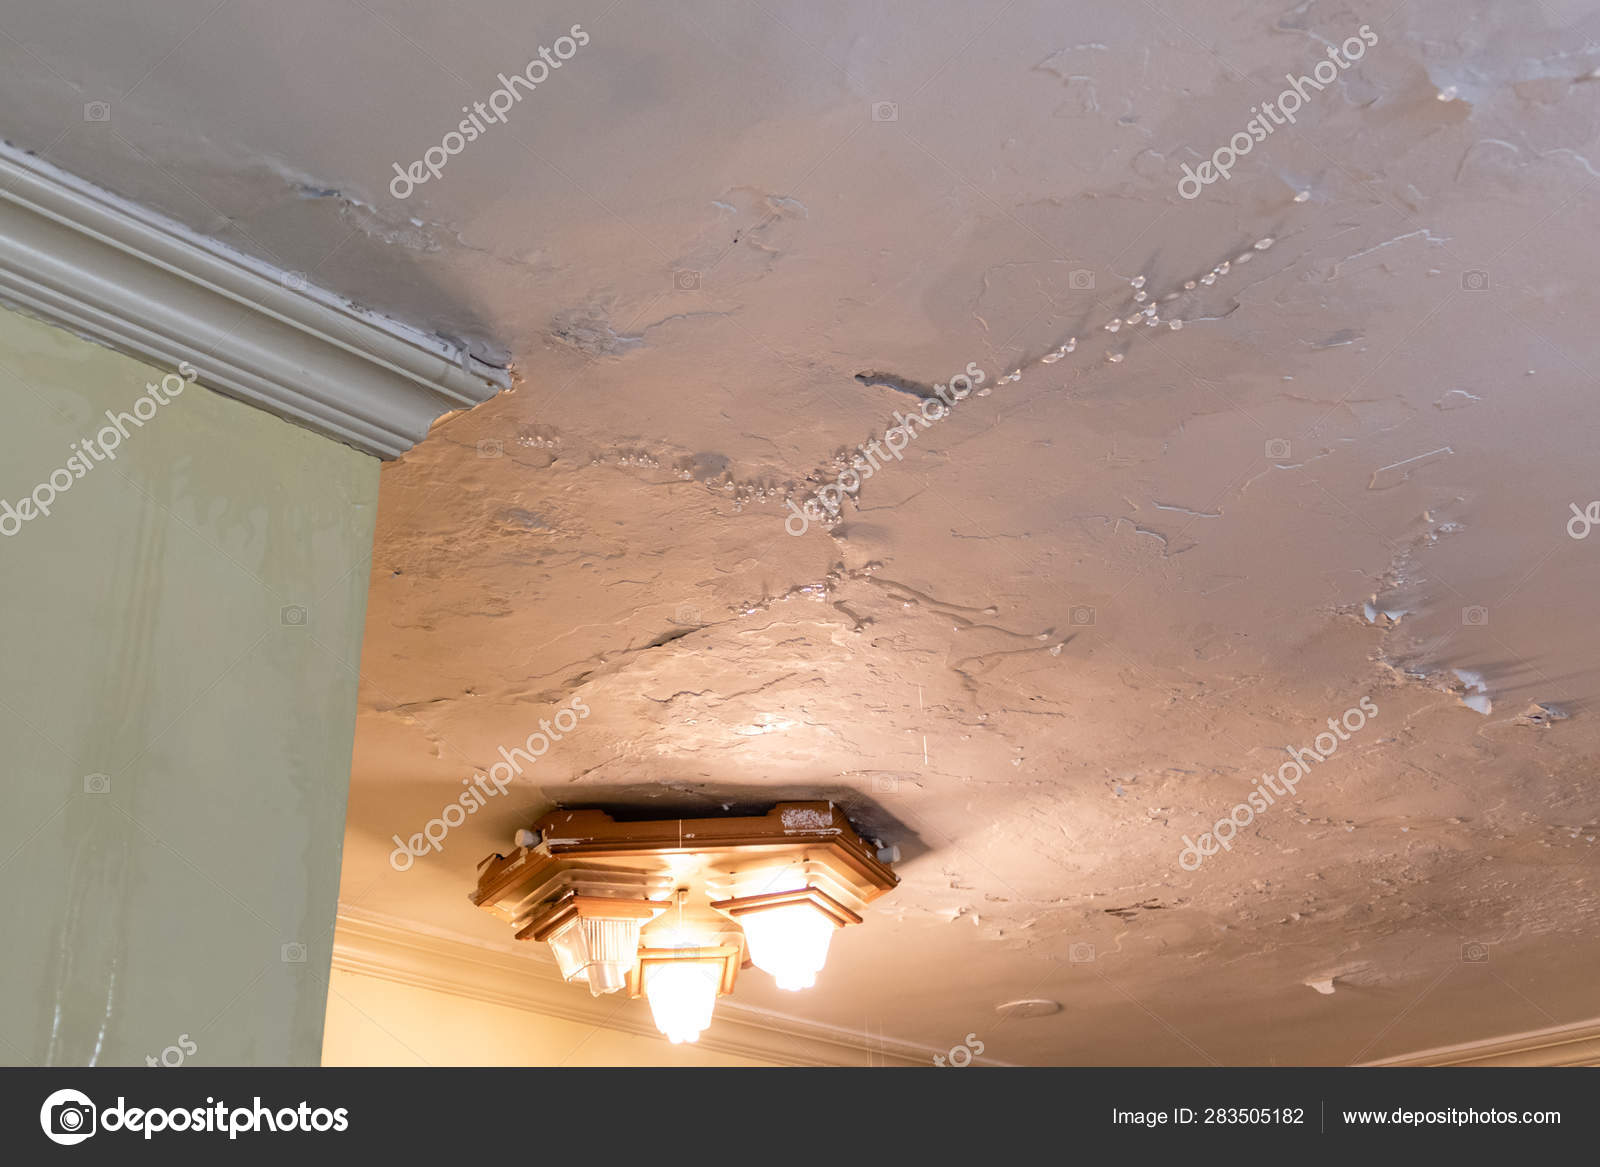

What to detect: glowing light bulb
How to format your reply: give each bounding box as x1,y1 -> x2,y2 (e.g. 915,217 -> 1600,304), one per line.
740,902 -> 839,991
644,957 -> 722,1043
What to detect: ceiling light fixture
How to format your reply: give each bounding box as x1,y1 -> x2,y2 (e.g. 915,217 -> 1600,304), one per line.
472,802 -> 898,1041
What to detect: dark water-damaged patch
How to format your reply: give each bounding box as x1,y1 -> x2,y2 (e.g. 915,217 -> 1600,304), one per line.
496,508 -> 552,532
854,370 -> 941,400
682,451 -> 731,481
1104,898 -> 1172,920
549,306 -> 644,356
1311,328 -> 1362,349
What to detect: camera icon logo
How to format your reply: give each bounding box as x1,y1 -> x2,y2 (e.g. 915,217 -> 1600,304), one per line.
872,775 -> 898,794
1462,270 -> 1489,291
281,604 -> 307,627
83,102 -> 111,122
281,271 -> 308,291
673,269 -> 701,290
1068,269 -> 1095,290
1265,438 -> 1292,460
83,772 -> 110,795
1461,941 -> 1489,963
673,603 -> 702,625
476,438 -> 504,459
1069,942 -> 1096,963
1461,605 -> 1489,627
1069,605 -> 1096,627
281,941 -> 307,963
871,101 -> 899,122
40,1088 -> 97,1145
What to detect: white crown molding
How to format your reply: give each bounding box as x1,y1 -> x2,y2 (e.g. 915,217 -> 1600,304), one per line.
0,140 -> 507,458
330,906 -> 946,1067
332,906 -> 1594,1067
1365,1018 -> 1600,1067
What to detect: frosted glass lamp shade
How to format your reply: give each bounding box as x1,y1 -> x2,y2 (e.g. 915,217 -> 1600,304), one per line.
739,901 -> 838,990
643,957 -> 722,1043
547,915 -> 643,997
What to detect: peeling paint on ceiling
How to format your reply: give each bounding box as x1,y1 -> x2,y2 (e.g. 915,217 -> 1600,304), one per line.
7,0 -> 1600,1064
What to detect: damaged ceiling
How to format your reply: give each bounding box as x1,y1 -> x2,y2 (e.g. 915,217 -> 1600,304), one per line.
7,0 -> 1600,1063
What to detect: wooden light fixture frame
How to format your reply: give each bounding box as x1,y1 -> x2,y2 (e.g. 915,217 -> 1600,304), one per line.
472,802 -> 898,1001
628,945 -> 743,999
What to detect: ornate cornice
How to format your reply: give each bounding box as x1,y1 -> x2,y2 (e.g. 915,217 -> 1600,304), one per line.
0,140 -> 506,458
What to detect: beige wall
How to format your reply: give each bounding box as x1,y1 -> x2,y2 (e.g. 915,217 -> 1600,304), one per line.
322,966 -> 780,1067
0,306 -> 378,1066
